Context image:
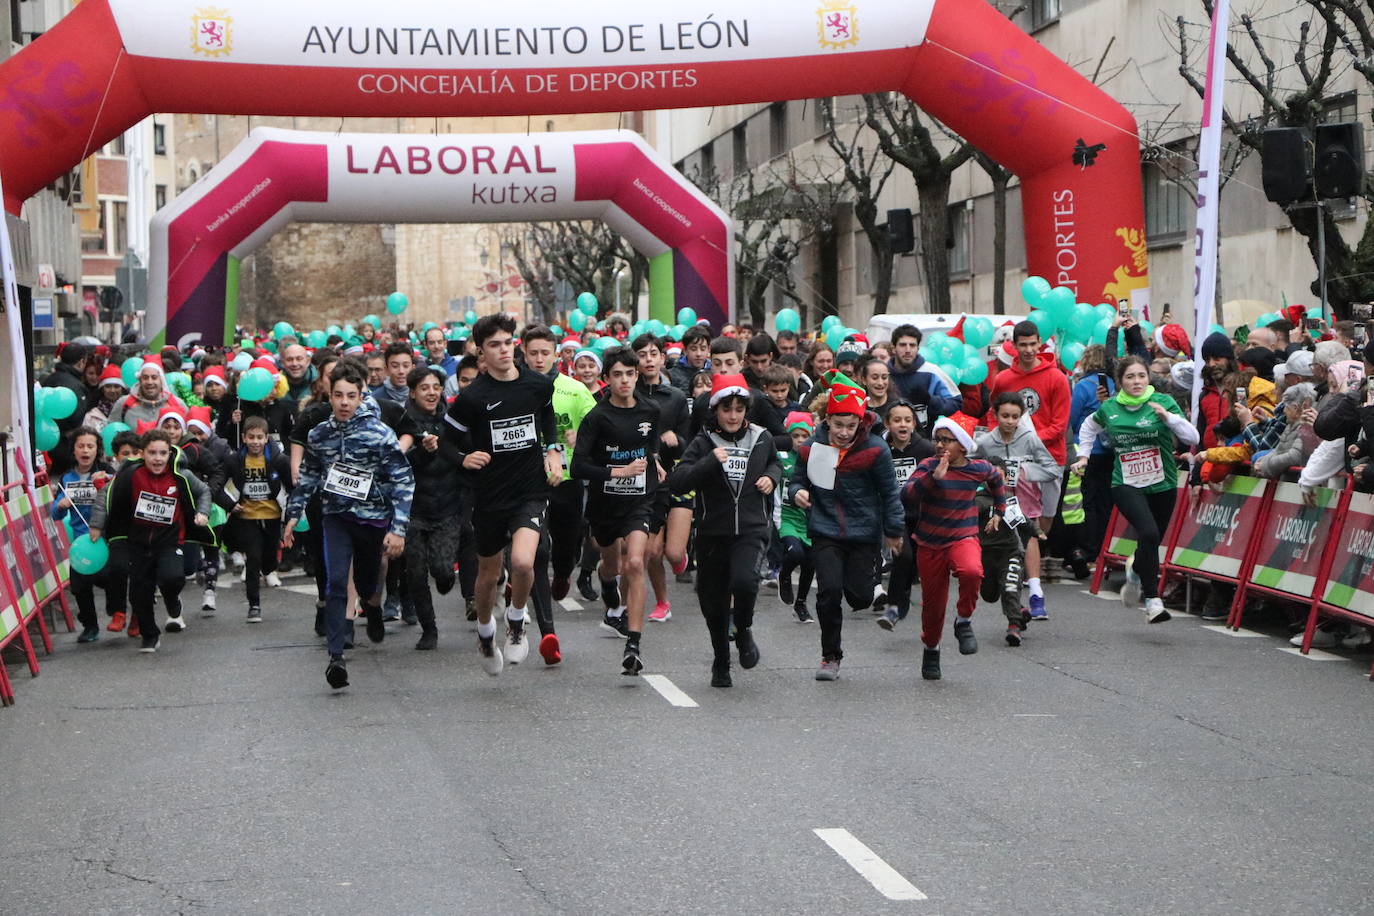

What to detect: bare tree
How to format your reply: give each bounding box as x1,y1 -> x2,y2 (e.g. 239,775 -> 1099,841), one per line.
1173,1 -> 1374,317
819,96 -> 898,315
863,93 -> 975,314
501,228 -> 557,324
516,221 -> 648,320
690,160 -> 844,328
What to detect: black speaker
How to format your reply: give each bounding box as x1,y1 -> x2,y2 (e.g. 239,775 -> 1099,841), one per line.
886,208 -> 914,254
1261,128 -> 1312,205
1314,122 -> 1364,199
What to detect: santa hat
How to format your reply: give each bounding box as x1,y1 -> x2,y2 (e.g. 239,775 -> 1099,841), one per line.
847,332 -> 870,347
343,344 -> 365,357
666,343 -> 683,359
949,316 -> 967,342
1154,323 -> 1191,358
785,410 -> 815,434
157,406 -> 186,431
135,420 -> 157,436
250,357 -> 278,373
997,340 -> 1017,366
560,336 -> 581,352
933,412 -> 977,452
186,406 -> 213,436
1283,304 -> 1306,327
98,365 -> 127,390
573,349 -> 601,371
709,372 -> 752,408
139,355 -> 165,379
825,376 -> 868,419
202,366 -> 228,389
993,320 -> 1016,346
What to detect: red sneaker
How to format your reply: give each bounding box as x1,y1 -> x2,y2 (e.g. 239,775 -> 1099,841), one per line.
539,633 -> 561,665
106,611 -> 126,632
648,601 -> 672,622
127,616 -> 141,638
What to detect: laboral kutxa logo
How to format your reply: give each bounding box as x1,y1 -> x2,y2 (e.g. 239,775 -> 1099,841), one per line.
191,6 -> 233,58
818,0 -> 858,50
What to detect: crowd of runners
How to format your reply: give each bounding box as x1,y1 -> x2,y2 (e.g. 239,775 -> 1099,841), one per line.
36,301 -> 1374,690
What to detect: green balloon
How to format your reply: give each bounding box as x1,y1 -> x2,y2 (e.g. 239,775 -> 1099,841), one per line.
236,367 -> 275,402
1028,309 -> 1057,340
961,359 -> 989,386
550,326 -> 562,337
363,315 -> 381,330
272,321 -> 295,340
964,317 -> 994,349
1091,317 -> 1112,346
35,416 -> 59,451
306,330 -> 328,348
1021,276 -> 1052,308
101,422 -> 131,453
70,535 -> 109,575
568,311 -> 587,332
577,292 -> 599,316
41,385 -> 78,420
241,338 -> 254,350
677,307 -> 698,326
1065,303 -> 1098,343
821,315 -> 842,332
121,356 -> 143,389
1059,341 -> 1086,372
1094,304 -> 1117,322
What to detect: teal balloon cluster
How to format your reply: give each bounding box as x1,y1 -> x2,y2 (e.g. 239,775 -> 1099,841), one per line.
1020,275 -> 1123,369
920,333 -> 988,386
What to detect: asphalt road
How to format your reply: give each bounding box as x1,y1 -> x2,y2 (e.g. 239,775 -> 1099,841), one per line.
2,569 -> 1372,916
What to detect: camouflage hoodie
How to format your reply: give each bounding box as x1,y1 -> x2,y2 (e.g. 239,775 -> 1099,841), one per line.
285,395 -> 415,537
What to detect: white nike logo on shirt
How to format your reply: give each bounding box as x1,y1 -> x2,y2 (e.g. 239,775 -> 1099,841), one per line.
487,401 -> 502,410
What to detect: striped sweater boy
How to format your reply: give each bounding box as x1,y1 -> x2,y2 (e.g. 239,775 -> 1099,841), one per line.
902,457 -> 1006,548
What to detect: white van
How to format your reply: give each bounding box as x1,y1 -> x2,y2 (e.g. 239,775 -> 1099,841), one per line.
864,312 -> 1028,345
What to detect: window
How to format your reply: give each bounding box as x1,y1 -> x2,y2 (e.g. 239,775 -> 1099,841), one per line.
153,123 -> 166,155
106,134 -> 125,156
732,125 -> 747,174
113,201 -> 128,254
948,203 -> 971,276
769,102 -> 789,159
1030,0 -> 1060,29
155,184 -> 167,210
1142,153 -> 1191,241
81,235 -> 104,254
700,142 -> 715,180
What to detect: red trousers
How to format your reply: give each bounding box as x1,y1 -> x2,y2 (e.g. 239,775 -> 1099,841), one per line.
917,537 -> 983,649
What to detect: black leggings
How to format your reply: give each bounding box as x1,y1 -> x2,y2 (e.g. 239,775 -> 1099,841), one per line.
695,533 -> 765,663
230,517 -> 281,607
780,536 -> 814,603
1111,484 -> 1177,600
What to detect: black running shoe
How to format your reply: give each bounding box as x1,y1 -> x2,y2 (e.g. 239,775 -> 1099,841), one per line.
922,647 -> 941,680
735,627 -> 760,670
326,657 -> 349,689
954,619 -> 978,655
600,610 -> 629,638
465,598 -> 477,621
77,625 -> 100,643
1005,625 -> 1023,647
778,574 -> 794,606
621,643 -> 643,676
364,603 -> 385,644
711,660 -> 732,688
415,630 -> 437,651
577,570 -> 598,601
794,600 -> 813,624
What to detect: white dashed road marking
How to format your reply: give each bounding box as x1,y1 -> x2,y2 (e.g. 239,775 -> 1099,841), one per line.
814,828 -> 926,901
1277,646 -> 1344,661
1201,625 -> 1266,638
642,674 -> 698,708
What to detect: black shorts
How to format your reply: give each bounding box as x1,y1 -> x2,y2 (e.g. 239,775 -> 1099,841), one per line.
669,489 -> 694,512
589,505 -> 654,548
647,488 -> 671,535
473,496 -> 549,558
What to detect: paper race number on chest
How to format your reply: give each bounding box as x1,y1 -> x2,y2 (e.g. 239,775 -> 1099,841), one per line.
324,463 -> 373,501
134,490 -> 177,525
491,414 -> 537,453
1119,447 -> 1164,487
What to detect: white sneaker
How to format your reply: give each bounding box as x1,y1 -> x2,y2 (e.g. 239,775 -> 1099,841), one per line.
1290,629 -> 1340,648
165,615 -> 187,633
240,569 -> 247,583
1341,628 -> 1372,649
505,622 -> 529,665
479,636 -> 504,676
1121,570 -> 1142,609
200,588 -> 217,615
265,572 -> 282,588
230,551 -> 245,570
1144,597 -> 1170,624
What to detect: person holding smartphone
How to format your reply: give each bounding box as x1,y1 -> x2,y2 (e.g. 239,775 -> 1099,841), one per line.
1073,356 -> 1198,624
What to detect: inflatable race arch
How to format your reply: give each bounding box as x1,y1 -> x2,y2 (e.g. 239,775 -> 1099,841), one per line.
149,128 -> 731,346
0,0 -> 1151,332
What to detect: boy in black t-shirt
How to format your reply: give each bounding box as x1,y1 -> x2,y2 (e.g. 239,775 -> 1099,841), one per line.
571,347 -> 661,676
445,315 -> 564,676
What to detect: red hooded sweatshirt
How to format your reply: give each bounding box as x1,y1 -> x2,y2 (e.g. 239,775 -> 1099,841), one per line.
986,352 -> 1072,464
